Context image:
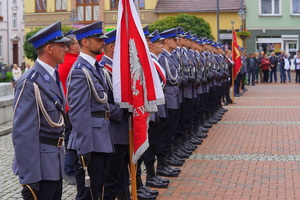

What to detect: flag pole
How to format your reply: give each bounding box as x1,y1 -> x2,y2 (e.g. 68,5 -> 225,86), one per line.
128,115 -> 138,200
231,21 -> 235,103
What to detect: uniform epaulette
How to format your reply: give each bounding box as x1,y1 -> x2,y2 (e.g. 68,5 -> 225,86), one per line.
27,70 -> 40,82
74,63 -> 83,69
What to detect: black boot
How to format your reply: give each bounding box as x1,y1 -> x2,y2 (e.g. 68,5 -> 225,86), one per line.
137,175 -> 157,200
156,155 -> 180,177
146,164 -> 169,188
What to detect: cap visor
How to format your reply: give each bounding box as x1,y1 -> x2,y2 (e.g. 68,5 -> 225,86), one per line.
53,37 -> 70,43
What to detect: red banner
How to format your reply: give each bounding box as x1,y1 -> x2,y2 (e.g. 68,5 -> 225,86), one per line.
113,0 -> 164,163
232,30 -> 242,79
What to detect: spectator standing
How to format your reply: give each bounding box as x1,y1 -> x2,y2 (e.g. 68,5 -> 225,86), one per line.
294,53 -> 300,83
24,63 -> 31,72
257,51 -> 265,83
246,53 -> 258,86
12,64 -> 22,81
269,52 -> 278,83
254,52 -> 259,83
261,54 -> 271,83
1,62 -> 6,81
284,54 -> 292,82
278,50 -> 286,83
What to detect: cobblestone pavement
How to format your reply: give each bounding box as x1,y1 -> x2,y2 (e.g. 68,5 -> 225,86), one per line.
1,80 -> 300,199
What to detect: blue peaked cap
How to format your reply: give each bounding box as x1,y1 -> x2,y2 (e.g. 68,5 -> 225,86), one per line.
27,21 -> 70,49
104,29 -> 117,44
73,21 -> 107,40
143,26 -> 154,38
150,30 -> 164,43
160,28 -> 179,39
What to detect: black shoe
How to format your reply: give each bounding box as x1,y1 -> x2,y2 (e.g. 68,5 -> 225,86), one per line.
166,156 -> 184,167
166,165 -> 181,173
180,146 -> 193,154
183,141 -> 197,150
156,176 -> 170,184
146,175 -> 169,188
195,132 -> 208,138
174,149 -> 190,158
198,126 -> 209,133
137,186 -> 157,200
208,117 -> 218,124
156,166 -> 179,177
203,121 -> 213,128
189,137 -> 202,145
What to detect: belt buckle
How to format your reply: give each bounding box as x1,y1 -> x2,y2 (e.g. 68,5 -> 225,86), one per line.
105,111 -> 110,120
57,137 -> 64,147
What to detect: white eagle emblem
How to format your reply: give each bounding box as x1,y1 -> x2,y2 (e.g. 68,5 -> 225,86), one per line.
129,39 -> 144,96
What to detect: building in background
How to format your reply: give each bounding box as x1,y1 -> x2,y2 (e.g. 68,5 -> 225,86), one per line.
0,0 -> 25,67
246,0 -> 300,68
155,0 -> 244,45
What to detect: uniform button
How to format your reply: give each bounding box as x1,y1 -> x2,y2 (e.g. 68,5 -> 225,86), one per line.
20,176 -> 24,179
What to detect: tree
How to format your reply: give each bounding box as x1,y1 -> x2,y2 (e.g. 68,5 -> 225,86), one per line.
24,26 -> 73,61
149,14 -> 214,40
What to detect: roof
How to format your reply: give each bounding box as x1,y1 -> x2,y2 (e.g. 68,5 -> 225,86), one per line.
155,0 -> 244,13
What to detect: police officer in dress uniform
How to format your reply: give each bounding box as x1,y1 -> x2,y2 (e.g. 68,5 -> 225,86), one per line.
156,28 -> 182,178
67,21 -> 114,200
12,21 -> 70,200
100,29 -> 131,200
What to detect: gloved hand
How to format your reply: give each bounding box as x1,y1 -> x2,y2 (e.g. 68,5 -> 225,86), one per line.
21,182 -> 39,200
78,153 -> 91,167
188,76 -> 196,83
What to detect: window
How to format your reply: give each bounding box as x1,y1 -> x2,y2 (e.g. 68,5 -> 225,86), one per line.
0,2 -> 2,16
260,0 -> 281,15
110,0 -> 144,10
77,0 -> 99,23
110,0 -> 118,10
13,13 -> 17,28
13,0 -> 17,3
56,0 -> 67,11
0,37 -> 2,57
291,0 -> 300,14
36,0 -> 47,12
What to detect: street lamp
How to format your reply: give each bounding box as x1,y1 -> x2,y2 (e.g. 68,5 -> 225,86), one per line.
237,0 -> 246,30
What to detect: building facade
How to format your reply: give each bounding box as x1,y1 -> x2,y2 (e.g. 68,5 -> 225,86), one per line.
245,0 -> 300,66
0,0 -> 25,67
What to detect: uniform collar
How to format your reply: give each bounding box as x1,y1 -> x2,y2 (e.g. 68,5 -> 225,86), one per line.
79,52 -> 96,69
36,58 -> 56,78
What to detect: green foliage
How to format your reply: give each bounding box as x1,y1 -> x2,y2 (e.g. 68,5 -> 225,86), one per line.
236,30 -> 251,39
149,14 -> 214,40
0,72 -> 12,82
23,26 -> 73,61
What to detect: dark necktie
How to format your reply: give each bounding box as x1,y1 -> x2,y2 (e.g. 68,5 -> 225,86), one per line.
55,70 -> 63,98
95,61 -> 101,75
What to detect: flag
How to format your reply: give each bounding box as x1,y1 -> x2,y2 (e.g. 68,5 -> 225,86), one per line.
113,0 -> 165,163
232,30 -> 242,79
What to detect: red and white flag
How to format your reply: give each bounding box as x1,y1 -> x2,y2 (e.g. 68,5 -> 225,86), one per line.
232,30 -> 242,79
113,0 -> 165,163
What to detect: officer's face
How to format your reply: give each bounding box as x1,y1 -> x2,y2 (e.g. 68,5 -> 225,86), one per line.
87,37 -> 105,56
146,38 -> 152,47
150,41 -> 163,55
50,42 -> 69,64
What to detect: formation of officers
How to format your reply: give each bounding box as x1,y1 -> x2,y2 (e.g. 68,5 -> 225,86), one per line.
12,20 -> 231,200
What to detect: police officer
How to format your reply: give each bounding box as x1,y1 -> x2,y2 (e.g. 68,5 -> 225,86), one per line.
100,29 -> 131,200
67,21 -> 114,200
12,21 -> 69,200
156,28 -> 182,177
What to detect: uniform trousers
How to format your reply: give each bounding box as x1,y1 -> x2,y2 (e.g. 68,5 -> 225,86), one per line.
104,144 -> 129,200
70,150 -> 110,200
159,109 -> 179,156
37,179 -> 62,200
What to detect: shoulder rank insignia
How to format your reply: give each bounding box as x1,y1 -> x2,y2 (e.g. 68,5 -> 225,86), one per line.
27,70 -> 39,82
